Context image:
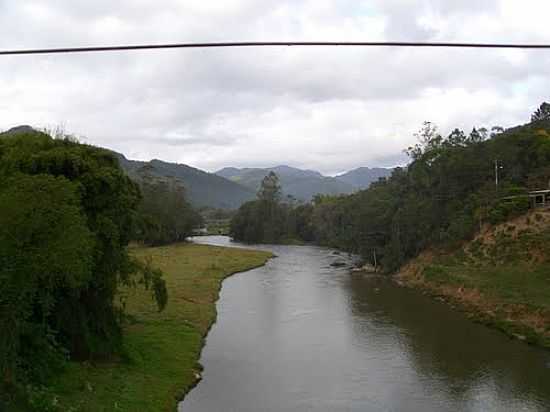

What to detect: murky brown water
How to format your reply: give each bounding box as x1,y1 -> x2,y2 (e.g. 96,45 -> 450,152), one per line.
179,236 -> 550,412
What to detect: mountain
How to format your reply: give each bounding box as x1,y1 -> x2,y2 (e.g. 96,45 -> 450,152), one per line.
0,125 -> 36,137
335,167 -> 393,189
117,154 -> 255,209
1,126 -> 390,208
215,165 -> 355,202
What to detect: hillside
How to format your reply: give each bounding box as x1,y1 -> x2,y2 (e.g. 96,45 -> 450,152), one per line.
335,166 -> 393,189
1,126 -> 254,210
216,165 -> 355,202
1,126 -> 389,208
117,155 -> 255,209
397,208 -> 550,347
227,111 -> 550,349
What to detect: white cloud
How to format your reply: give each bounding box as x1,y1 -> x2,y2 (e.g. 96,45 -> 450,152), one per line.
0,0 -> 549,174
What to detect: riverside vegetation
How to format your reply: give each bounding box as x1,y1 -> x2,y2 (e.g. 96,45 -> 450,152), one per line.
3,103 -> 550,409
0,127 -> 271,411
35,243 -> 271,411
230,102 -> 550,347
397,208 -> 550,347
0,128 -> 165,410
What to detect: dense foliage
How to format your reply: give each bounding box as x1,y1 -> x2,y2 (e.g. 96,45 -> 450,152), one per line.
231,108 -> 550,273
230,172 -> 317,243
230,172 -> 287,243
133,164 -> 203,246
199,208 -> 235,235
0,129 -> 167,404
531,101 -> 550,122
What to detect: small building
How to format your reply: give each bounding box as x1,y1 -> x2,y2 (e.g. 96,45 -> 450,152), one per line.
529,190 -> 550,208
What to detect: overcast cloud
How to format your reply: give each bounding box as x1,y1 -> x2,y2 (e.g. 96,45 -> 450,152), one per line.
1,0 -> 549,175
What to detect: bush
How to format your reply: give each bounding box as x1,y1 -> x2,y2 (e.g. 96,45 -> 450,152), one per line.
489,196 -> 530,225
422,265 -> 449,283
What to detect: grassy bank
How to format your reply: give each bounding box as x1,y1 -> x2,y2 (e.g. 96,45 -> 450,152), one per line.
397,210 -> 550,349
38,243 -> 272,412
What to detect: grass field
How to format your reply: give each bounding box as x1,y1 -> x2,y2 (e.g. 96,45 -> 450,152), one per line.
39,242 -> 272,412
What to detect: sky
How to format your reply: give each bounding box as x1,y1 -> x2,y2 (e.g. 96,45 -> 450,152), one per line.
1,1 -> 550,175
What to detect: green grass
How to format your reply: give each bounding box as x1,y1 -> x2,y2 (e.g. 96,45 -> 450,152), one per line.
35,243 -> 272,412
424,230 -> 550,312
423,262 -> 550,312
417,230 -> 550,347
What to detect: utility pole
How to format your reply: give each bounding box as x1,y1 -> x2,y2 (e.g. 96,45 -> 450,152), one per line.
373,248 -> 377,272
494,159 -> 503,192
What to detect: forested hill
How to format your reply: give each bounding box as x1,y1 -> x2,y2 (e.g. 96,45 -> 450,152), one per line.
335,167 -> 393,189
215,165 -> 356,202
230,109 -> 550,272
0,128 -> 254,210
117,154 -> 255,209
1,127 -> 391,209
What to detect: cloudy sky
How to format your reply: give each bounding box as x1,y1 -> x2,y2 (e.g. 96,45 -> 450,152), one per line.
1,1 -> 549,175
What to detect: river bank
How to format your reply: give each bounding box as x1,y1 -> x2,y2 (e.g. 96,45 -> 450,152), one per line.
40,242 -> 272,412
180,236 -> 550,411
395,210 -> 550,349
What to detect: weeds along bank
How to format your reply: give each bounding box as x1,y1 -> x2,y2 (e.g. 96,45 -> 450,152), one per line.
396,209 -> 550,348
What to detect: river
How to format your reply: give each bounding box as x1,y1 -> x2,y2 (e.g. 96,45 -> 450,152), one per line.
179,236 -> 550,412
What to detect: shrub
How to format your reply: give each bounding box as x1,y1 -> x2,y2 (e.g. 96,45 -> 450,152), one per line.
489,196 -> 530,225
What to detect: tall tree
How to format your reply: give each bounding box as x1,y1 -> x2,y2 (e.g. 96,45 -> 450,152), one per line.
257,171 -> 282,203
135,167 -> 202,246
231,172 -> 287,243
0,129 -> 168,396
0,174 -> 93,385
531,102 -> 550,122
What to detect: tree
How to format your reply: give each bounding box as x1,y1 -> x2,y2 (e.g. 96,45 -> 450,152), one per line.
446,128 -> 467,147
229,201 -> 263,242
406,122 -> 443,160
490,126 -> 504,138
0,174 -> 94,385
0,129 -> 168,396
469,127 -> 487,144
257,171 -> 282,203
230,110 -> 550,275
135,170 -> 202,246
231,172 -> 288,243
531,102 -> 550,122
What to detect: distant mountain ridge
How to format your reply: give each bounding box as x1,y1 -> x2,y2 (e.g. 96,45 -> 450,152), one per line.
335,167 -> 393,189
215,165 -> 392,202
116,154 -> 255,209
2,125 -> 392,209
216,165 -> 354,202
0,125 -> 36,137
216,165 -> 323,180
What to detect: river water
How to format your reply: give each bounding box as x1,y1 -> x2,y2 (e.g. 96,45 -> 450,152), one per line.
179,236 -> 550,412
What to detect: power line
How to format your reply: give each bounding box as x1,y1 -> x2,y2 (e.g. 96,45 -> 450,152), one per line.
2,41 -> 550,56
